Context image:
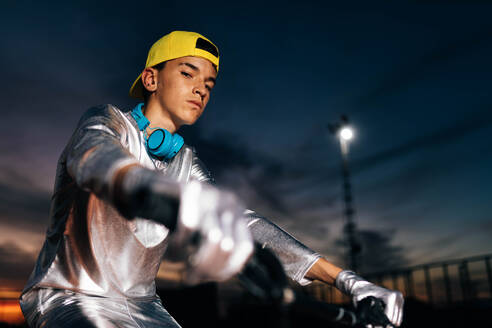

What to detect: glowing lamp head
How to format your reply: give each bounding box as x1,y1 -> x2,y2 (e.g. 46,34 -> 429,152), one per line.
339,127 -> 354,141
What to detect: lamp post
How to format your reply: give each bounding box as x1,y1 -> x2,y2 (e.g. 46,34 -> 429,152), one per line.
328,115 -> 361,272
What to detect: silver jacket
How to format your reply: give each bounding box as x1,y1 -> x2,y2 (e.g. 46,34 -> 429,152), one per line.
22,104 -> 320,299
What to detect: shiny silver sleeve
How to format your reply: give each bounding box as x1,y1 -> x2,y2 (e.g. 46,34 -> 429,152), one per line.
66,105 -> 139,198
189,150 -> 321,285
242,210 -> 321,285
190,147 -> 215,183
66,105 -> 180,227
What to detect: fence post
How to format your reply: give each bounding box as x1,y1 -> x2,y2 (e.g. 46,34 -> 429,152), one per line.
323,285 -> 329,302
485,256 -> 492,299
459,260 -> 472,302
424,266 -> 433,304
404,270 -> 414,298
442,263 -> 452,304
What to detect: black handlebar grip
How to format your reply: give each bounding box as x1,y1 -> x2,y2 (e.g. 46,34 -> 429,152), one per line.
356,296 -> 393,327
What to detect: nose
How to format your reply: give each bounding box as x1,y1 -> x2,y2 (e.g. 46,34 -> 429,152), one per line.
193,83 -> 206,100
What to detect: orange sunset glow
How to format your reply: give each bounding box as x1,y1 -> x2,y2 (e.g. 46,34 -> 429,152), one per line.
0,290 -> 24,325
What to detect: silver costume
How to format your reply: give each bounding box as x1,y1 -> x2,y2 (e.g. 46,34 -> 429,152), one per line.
20,104 -> 321,327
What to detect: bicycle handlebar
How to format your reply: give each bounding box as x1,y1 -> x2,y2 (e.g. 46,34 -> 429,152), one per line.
238,244 -> 394,328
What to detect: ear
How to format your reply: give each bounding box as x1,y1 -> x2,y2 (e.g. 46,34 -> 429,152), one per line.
141,67 -> 159,92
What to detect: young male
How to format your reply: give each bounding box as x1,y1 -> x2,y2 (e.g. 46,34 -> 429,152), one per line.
20,31 -> 403,327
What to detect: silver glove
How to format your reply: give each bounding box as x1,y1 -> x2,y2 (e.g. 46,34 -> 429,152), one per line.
170,180 -> 254,284
336,270 -> 404,327
116,166 -> 253,284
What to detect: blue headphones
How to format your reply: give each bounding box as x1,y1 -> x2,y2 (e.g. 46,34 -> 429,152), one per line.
131,103 -> 184,160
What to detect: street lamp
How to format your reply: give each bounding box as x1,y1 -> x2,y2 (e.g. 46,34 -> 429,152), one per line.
338,126 -> 354,155
339,126 -> 354,141
328,115 -> 361,272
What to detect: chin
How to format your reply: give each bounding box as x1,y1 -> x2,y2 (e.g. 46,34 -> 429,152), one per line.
179,113 -> 202,126
177,118 -> 198,127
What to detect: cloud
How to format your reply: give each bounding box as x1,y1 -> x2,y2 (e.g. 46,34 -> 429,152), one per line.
281,107 -> 492,195
0,180 -> 51,233
186,107 -> 492,245
353,27 -> 492,108
180,124 -> 297,215
0,242 -> 37,290
179,127 -> 415,271
335,229 -> 409,274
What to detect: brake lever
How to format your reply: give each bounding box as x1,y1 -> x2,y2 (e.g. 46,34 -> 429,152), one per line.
356,296 -> 394,328
238,246 -> 395,328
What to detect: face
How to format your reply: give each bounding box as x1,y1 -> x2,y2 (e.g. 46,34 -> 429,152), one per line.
148,56 -> 217,128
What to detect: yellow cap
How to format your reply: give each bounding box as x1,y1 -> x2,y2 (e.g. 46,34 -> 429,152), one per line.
129,31 -> 220,99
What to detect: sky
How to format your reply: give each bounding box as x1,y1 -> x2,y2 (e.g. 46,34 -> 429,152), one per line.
0,0 -> 491,291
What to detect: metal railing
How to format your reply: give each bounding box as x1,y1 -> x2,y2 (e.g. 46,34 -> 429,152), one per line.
300,253 -> 492,306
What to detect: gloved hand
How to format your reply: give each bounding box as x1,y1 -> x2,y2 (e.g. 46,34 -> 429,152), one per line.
171,180 -> 254,284
336,270 -> 404,327
115,166 -> 254,284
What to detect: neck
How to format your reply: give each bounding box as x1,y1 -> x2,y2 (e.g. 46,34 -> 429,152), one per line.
142,98 -> 179,134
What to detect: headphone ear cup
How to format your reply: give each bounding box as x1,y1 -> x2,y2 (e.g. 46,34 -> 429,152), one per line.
147,129 -> 166,151
131,103 -> 184,160
146,129 -> 184,160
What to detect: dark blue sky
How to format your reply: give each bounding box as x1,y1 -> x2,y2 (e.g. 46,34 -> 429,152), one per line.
1,1 -> 491,289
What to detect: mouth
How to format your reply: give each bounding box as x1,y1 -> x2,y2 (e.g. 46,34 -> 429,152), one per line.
187,100 -> 202,109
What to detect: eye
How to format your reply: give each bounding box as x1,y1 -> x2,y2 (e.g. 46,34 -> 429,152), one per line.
205,85 -> 212,92
181,71 -> 192,78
